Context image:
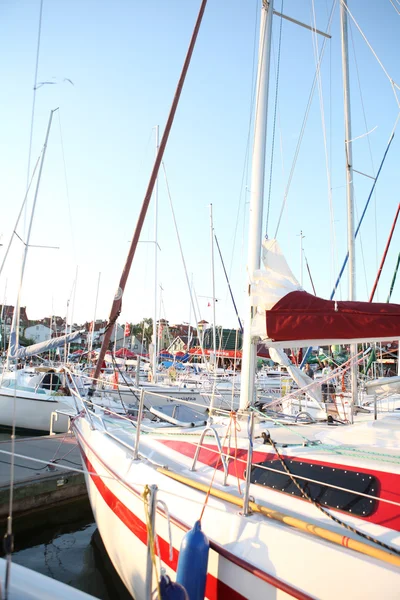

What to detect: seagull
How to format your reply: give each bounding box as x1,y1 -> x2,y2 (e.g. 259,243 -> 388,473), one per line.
35,81 -> 57,90
35,77 -> 74,90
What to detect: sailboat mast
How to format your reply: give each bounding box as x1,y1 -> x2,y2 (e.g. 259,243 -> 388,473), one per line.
152,125 -> 159,380
89,0 -> 208,390
340,0 -> 357,413
89,272 -> 101,354
340,1 -> 355,300
7,108 -> 57,367
209,203 -> 217,370
239,0 -> 274,410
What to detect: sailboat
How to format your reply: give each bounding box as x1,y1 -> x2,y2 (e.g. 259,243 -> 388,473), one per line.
72,1 -> 400,598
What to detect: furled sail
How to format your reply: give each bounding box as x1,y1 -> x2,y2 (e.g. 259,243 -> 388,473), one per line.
8,330 -> 83,360
251,239 -> 400,347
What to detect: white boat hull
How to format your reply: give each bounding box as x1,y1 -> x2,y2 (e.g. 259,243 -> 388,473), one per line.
74,415 -> 400,599
0,389 -> 73,432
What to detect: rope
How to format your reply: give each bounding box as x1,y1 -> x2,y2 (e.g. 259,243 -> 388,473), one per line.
251,405 -> 312,443
110,353 -> 135,413
266,433 -> 400,556
142,485 -> 161,599
314,444 -> 400,466
232,412 -> 242,494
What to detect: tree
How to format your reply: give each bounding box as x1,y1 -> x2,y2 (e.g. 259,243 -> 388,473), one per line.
19,335 -> 35,347
131,318 -> 153,348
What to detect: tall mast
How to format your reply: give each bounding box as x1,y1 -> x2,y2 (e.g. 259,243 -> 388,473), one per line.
239,0 -> 274,410
340,1 -> 355,299
209,204 -> 217,370
89,272 -> 101,354
7,108 -> 57,368
152,125 -> 159,380
340,0 -> 357,414
89,0 -> 208,390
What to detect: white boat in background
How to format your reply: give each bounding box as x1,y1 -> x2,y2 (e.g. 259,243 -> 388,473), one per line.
97,366 -> 290,417
0,558 -> 97,599
0,365 -> 127,433
0,367 -> 76,433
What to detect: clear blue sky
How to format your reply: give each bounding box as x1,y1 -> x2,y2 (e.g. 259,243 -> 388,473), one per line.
0,0 -> 399,331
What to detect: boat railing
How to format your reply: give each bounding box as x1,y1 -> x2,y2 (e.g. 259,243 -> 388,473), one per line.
190,426 -> 229,485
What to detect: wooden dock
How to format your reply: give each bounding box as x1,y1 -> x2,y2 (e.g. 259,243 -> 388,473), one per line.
0,433 -> 86,518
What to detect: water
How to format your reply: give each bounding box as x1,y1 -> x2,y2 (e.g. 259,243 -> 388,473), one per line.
0,430 -> 132,597
1,498 -> 132,599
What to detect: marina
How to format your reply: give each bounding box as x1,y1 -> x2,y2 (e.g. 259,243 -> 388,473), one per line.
1,0 -> 400,598
2,497 -> 131,599
0,433 -> 85,517
0,432 -> 130,598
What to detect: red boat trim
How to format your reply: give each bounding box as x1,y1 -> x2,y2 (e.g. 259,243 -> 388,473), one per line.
158,438 -> 400,532
73,421 -> 313,600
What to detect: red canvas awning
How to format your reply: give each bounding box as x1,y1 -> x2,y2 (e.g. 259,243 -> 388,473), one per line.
115,348 -> 136,358
266,291 -> 400,345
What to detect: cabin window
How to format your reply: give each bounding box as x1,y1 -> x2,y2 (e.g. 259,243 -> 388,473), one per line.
41,373 -> 61,391
250,459 -> 378,517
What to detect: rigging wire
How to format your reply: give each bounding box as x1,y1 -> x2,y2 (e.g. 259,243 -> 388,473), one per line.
26,0 -> 44,193
387,252 -> 400,302
4,110 -> 57,600
310,0 -> 338,296
342,1 -> 400,108
353,194 -> 370,298
348,22 -> 380,292
214,234 -> 243,333
389,0 -> 400,12
229,0 -> 260,281
57,111 -> 77,265
329,114 -> 400,300
304,252 -> 316,295
161,162 -> 208,364
0,154 -> 42,280
265,0 -> 284,235
274,1 -> 337,238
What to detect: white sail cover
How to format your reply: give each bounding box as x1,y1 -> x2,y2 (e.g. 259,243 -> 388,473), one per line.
250,238 -> 302,338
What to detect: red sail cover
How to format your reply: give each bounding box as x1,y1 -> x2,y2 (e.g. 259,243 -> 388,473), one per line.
266,291 -> 400,343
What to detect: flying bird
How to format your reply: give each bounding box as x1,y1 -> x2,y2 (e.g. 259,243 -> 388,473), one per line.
35,77 -> 74,90
35,81 -> 57,89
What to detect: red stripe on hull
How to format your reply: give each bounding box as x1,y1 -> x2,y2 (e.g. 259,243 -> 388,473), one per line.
74,423 -> 313,600
77,435 -> 245,599
159,439 -> 400,532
